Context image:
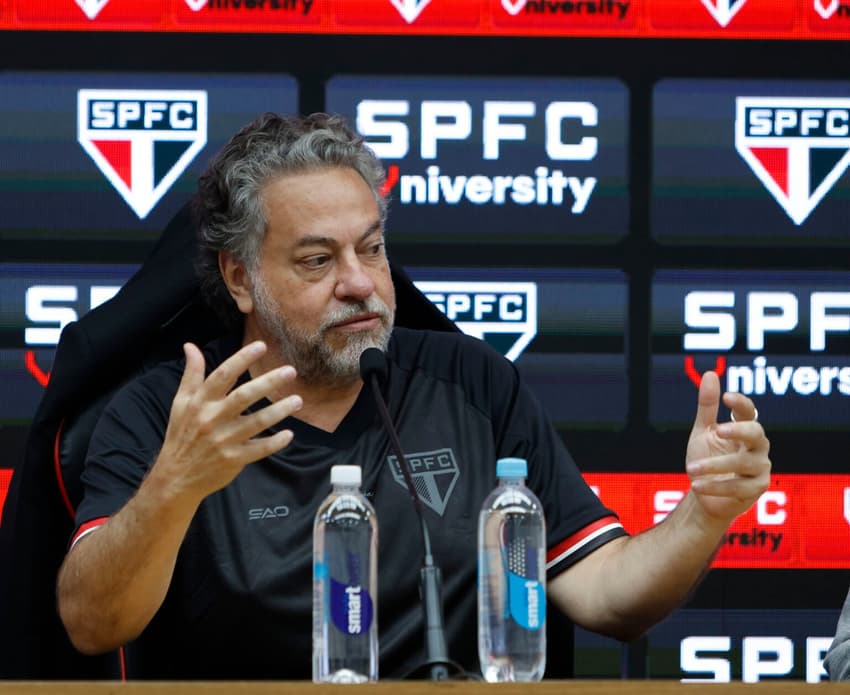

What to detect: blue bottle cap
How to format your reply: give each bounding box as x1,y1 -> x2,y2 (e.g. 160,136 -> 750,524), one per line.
496,457 -> 528,478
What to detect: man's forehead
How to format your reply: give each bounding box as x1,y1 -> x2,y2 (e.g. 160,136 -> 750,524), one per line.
261,165 -> 371,201
259,167 -> 382,246
291,223 -> 383,248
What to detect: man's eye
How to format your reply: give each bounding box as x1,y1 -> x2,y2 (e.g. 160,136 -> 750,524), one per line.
367,243 -> 385,256
302,255 -> 330,269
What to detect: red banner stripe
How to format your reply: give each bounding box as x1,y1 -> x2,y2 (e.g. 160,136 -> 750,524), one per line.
3,1 -> 850,39
583,472 -> 850,569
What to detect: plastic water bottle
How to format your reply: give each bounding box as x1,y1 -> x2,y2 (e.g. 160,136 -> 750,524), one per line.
478,457 -> 547,682
312,465 -> 378,683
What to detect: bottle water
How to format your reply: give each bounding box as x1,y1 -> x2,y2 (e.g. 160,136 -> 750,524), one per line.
312,465 -> 378,683
478,457 -> 546,682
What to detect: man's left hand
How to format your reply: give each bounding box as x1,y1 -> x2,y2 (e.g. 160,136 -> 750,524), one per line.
685,370 -> 771,526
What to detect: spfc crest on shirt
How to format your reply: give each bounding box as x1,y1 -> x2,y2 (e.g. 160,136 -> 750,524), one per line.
388,448 -> 459,517
735,96 -> 850,225
77,89 -> 208,219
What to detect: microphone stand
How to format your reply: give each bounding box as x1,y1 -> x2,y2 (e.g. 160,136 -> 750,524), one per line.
365,369 -> 454,681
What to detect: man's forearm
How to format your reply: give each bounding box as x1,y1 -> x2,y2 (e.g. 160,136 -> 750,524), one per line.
600,491 -> 726,637
57,467 -> 201,654
551,491 -> 727,642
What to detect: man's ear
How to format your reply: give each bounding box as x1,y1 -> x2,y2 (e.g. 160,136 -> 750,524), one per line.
219,251 -> 254,315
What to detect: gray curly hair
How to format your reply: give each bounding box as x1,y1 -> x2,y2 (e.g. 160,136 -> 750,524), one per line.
194,112 -> 388,328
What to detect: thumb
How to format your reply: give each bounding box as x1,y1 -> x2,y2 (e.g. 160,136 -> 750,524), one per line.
693,369 -> 721,432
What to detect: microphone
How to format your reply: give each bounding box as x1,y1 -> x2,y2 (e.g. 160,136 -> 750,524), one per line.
359,347 -> 457,681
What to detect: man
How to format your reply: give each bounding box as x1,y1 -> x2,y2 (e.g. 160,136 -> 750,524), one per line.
825,589 -> 850,680
56,112 -> 771,679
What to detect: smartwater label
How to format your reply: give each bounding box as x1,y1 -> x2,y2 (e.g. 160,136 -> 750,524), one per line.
330,578 -> 374,635
507,571 -> 545,630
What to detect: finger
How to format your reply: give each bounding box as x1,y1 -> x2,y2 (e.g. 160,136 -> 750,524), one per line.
202,341 -> 267,397
723,390 -> 759,422
715,420 -> 770,452
689,471 -> 769,498
223,365 -> 297,417
693,370 -> 721,431
209,428 -> 296,479
232,394 -> 303,441
241,428 -> 296,462
176,343 -> 206,399
687,450 -> 770,480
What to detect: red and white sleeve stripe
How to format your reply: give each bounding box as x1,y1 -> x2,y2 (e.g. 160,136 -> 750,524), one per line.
69,516 -> 110,549
546,515 -> 625,572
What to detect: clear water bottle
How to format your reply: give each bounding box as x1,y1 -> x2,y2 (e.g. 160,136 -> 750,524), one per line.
312,465 -> 378,683
478,457 -> 546,682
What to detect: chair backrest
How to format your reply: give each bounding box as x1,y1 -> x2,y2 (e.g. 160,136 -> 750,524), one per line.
0,202 -> 209,678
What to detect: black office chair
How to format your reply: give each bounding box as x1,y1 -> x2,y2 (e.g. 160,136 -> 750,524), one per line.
0,203 -> 208,679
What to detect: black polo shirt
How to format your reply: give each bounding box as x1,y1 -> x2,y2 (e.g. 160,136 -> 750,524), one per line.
74,327 -> 625,679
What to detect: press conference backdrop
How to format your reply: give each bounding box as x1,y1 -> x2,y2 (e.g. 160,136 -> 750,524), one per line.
1,0 -> 850,681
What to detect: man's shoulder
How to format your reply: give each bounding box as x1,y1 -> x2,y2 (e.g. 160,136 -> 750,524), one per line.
110,333 -> 240,408
390,325 -> 505,357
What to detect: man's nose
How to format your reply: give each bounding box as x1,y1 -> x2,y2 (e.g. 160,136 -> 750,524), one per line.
335,254 -> 375,301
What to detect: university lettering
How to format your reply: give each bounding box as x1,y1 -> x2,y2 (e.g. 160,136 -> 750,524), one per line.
206,0 -> 314,14
523,0 -> 630,20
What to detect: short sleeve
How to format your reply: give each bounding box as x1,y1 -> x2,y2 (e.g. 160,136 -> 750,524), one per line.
72,365 -> 178,547
494,361 -> 628,579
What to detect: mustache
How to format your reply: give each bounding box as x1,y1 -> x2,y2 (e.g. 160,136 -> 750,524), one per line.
320,297 -> 393,331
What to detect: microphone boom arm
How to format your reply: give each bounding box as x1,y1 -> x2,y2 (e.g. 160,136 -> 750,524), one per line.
364,361 -> 453,681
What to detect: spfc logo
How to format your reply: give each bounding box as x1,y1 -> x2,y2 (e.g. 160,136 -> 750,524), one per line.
388,448 -> 459,516
501,0 -> 526,14
389,0 -> 432,23
701,0 -> 748,27
76,0 -> 110,20
815,0 -> 839,19
414,281 -> 538,362
77,89 -> 208,219
736,97 -> 850,225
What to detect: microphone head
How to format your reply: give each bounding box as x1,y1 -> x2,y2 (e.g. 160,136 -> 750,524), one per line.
359,347 -> 388,385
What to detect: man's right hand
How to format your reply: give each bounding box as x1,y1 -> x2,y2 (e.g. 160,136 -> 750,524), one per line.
57,340 -> 301,655
155,340 -> 302,502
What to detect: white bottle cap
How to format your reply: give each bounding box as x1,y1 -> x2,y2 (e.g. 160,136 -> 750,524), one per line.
331,465 -> 362,486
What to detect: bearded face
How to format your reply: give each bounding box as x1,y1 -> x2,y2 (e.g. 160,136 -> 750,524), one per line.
250,270 -> 394,385
225,167 -> 398,386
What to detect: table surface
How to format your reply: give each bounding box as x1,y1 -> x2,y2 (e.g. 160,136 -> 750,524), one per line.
0,681 -> 847,694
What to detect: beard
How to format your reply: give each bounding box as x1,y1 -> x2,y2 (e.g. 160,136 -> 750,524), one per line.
250,274 -> 395,385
